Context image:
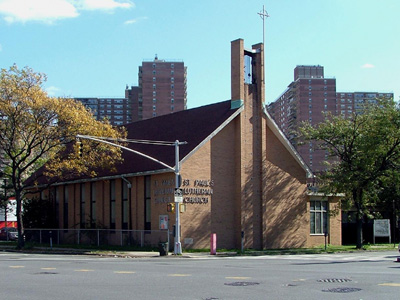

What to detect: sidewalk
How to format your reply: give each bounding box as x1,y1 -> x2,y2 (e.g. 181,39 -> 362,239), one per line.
0,244 -> 236,258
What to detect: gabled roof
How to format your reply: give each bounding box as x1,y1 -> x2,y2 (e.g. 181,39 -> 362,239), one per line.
113,99 -> 242,176
26,100 -> 242,186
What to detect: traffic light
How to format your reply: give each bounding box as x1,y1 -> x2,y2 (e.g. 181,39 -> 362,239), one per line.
77,141 -> 83,158
167,203 -> 175,212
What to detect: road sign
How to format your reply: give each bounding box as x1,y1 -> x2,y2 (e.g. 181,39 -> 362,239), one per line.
174,188 -> 183,203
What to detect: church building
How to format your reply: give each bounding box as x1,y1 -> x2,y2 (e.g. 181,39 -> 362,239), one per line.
26,39 -> 342,250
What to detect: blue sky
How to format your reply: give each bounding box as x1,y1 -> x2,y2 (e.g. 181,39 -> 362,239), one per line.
0,0 -> 399,108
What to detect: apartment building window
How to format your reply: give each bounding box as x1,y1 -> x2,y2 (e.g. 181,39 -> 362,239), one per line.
171,91 -> 175,96
171,63 -> 174,68
171,70 -> 174,75
171,98 -> 174,103
310,200 -> 328,234
152,63 -> 156,68
153,105 -> 156,111
153,98 -> 157,103
171,105 -> 174,111
153,91 -> 156,96
171,84 -> 174,89
171,77 -> 174,83
153,77 -> 156,82
152,112 -> 156,117
152,70 -> 156,75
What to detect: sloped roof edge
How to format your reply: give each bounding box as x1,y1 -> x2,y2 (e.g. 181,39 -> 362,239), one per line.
263,106 -> 313,178
182,103 -> 244,164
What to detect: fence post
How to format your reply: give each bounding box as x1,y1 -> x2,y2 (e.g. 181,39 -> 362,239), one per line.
78,229 -> 80,245
141,230 -> 144,247
39,229 -> 42,244
97,229 -> 100,247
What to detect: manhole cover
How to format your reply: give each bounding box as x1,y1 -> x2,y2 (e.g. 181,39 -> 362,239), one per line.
224,282 -> 260,287
317,278 -> 352,283
322,287 -> 362,293
34,272 -> 58,275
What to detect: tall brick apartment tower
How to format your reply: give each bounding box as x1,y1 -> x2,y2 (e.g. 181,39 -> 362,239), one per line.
268,66 -> 393,172
126,56 -> 187,122
268,66 -> 337,172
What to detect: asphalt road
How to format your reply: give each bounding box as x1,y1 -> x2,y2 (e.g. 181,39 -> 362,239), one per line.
0,250 -> 399,299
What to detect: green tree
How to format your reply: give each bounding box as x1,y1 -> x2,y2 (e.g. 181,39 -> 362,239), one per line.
0,65 -> 126,249
300,99 -> 400,249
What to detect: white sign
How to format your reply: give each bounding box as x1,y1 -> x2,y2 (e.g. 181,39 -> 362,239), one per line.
374,219 -> 390,237
373,219 -> 391,244
174,188 -> 183,203
159,215 -> 168,230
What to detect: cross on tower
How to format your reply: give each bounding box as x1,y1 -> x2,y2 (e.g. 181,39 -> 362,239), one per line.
257,5 -> 269,45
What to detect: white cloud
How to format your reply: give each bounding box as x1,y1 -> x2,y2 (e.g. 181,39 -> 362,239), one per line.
361,63 -> 375,69
0,0 -> 79,24
80,0 -> 134,11
0,0 -> 134,24
124,16 -> 146,25
46,86 -> 61,96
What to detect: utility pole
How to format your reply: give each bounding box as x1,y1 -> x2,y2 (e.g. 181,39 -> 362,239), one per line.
174,140 -> 182,255
258,5 -> 270,45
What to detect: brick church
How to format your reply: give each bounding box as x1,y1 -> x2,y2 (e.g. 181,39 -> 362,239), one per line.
26,39 -> 342,250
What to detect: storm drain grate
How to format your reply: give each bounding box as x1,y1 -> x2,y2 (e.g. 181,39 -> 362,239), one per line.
317,278 -> 352,283
224,282 -> 260,287
322,287 -> 362,293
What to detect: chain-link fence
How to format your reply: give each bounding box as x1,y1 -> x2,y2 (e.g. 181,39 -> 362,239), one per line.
23,228 -> 170,249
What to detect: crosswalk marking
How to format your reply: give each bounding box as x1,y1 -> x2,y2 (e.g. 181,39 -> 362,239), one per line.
379,283 -> 400,287
114,271 -> 136,274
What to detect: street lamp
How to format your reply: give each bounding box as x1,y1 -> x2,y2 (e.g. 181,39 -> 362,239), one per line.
76,135 -> 187,255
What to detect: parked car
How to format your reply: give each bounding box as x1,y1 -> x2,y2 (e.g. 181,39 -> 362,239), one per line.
0,227 -> 18,241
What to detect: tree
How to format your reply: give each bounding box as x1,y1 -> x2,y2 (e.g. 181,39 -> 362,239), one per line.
0,65 -> 126,249
300,99 -> 400,249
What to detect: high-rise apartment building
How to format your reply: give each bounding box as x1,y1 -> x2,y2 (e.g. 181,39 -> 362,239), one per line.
125,56 -> 187,122
268,65 -> 393,172
75,56 -> 187,125
75,97 -> 132,126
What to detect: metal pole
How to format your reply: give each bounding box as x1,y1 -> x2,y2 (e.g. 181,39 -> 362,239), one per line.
174,140 -> 182,255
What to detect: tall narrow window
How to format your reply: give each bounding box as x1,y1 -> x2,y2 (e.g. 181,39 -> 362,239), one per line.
63,186 -> 69,229
122,181 -> 128,229
90,182 -> 96,227
55,186 -> 60,227
144,176 -> 151,230
110,180 -> 116,229
310,200 -> 328,234
80,183 -> 86,228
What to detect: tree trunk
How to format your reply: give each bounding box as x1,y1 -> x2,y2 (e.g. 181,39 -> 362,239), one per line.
15,189 -> 25,249
356,213 -> 363,249
354,189 -> 364,249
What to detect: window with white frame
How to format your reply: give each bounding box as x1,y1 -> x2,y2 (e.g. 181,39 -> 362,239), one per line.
310,200 -> 328,234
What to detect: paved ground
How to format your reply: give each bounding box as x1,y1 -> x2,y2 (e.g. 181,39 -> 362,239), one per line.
1,250 -> 399,299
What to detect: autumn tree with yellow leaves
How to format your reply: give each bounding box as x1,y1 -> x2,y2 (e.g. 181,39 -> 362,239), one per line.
0,65 -> 125,248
